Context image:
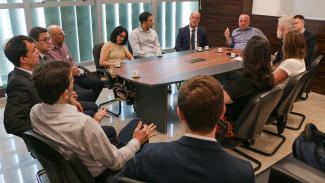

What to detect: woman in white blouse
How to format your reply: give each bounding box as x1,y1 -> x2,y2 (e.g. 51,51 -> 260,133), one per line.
273,30 -> 306,85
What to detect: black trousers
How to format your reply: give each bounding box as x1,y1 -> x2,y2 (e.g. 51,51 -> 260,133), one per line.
74,74 -> 104,102
79,101 -> 98,117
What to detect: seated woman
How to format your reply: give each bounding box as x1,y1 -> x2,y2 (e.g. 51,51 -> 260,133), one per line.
222,36 -> 275,136
99,26 -> 136,103
273,30 -> 306,85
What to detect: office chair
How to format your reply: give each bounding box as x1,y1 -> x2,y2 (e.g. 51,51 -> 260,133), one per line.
93,43 -> 121,116
305,44 -> 318,69
23,130 -> 96,183
223,86 -> 284,170
299,55 -> 323,100
268,72 -> 309,133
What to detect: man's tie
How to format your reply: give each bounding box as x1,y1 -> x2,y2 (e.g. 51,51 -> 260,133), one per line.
191,29 -> 196,50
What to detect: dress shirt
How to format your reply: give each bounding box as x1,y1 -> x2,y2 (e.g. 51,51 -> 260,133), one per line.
231,26 -> 266,50
184,133 -> 217,142
30,103 -> 140,176
50,42 -> 74,63
189,26 -> 198,50
129,26 -> 161,57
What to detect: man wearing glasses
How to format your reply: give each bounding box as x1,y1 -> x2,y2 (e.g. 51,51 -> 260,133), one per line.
48,25 -> 104,103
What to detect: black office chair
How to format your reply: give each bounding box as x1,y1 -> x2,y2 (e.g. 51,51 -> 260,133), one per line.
268,155 -> 325,183
223,86 -> 284,170
299,55 -> 323,100
23,130 -> 96,183
305,44 -> 318,69
268,72 -> 309,133
93,43 -> 121,116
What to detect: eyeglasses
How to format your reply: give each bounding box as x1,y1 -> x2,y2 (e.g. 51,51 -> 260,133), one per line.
38,37 -> 50,42
53,32 -> 65,36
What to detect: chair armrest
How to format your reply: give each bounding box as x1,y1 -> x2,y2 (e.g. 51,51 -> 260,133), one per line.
77,65 -> 91,74
268,155 -> 325,183
117,177 -> 146,183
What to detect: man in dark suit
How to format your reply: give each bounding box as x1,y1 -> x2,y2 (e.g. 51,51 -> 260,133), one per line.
175,11 -> 208,51
3,36 -> 41,137
3,35 -> 94,137
113,75 -> 255,183
294,15 -> 316,68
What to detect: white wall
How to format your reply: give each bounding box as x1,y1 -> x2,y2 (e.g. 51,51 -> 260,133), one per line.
252,0 -> 325,20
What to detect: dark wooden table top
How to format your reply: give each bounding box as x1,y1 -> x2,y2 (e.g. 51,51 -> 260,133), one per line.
114,48 -> 242,86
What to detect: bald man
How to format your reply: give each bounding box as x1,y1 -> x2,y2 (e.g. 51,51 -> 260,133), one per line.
175,11 -> 208,51
48,25 -> 104,102
224,13 -> 266,50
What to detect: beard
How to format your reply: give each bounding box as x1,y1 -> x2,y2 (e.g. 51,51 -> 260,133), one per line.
277,30 -> 283,39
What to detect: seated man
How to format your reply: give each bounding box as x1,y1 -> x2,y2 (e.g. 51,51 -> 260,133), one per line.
273,16 -> 294,65
30,61 -> 156,181
175,11 -> 208,51
294,15 -> 316,68
29,26 -> 98,117
3,36 -> 41,137
224,13 -> 266,50
48,25 -> 104,102
3,35 -> 83,137
129,11 -> 162,58
113,75 -> 254,183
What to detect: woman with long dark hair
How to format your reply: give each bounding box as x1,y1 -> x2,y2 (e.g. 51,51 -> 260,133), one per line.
222,36 -> 275,135
99,26 -> 136,103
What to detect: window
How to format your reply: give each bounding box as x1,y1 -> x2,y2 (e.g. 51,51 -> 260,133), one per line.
0,0 -> 198,87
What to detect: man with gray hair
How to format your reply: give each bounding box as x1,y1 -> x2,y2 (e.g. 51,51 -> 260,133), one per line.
175,11 -> 208,51
48,24 -> 104,102
224,13 -> 266,50
273,16 -> 295,65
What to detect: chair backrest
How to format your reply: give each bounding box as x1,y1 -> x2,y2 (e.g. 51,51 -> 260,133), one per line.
23,130 -> 95,183
273,71 -> 309,117
235,86 -> 284,140
310,45 -> 319,65
127,41 -> 133,55
92,43 -> 105,71
301,55 -> 323,94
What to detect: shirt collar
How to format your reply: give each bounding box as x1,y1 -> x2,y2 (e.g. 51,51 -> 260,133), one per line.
16,67 -> 32,75
189,25 -> 197,31
235,26 -> 252,32
184,133 -> 217,142
138,26 -> 151,33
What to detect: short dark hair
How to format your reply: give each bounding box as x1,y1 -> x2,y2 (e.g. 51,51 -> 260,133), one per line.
294,15 -> 305,20
283,30 -> 306,60
110,26 -> 128,45
178,75 -> 224,133
29,27 -> 48,41
32,61 -> 71,104
4,35 -> 34,67
139,11 -> 152,24
242,36 -> 274,90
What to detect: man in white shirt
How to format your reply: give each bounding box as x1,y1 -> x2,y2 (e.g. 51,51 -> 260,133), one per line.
129,11 -> 162,58
30,61 -> 156,181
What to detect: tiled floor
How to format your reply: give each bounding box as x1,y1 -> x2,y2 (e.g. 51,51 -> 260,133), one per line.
0,85 -> 325,183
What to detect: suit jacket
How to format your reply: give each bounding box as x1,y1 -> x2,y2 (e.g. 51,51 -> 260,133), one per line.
303,29 -> 316,68
4,68 -> 41,137
175,25 -> 208,51
113,136 -> 255,183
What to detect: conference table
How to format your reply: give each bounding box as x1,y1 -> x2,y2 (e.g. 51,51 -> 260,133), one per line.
114,48 -> 242,133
